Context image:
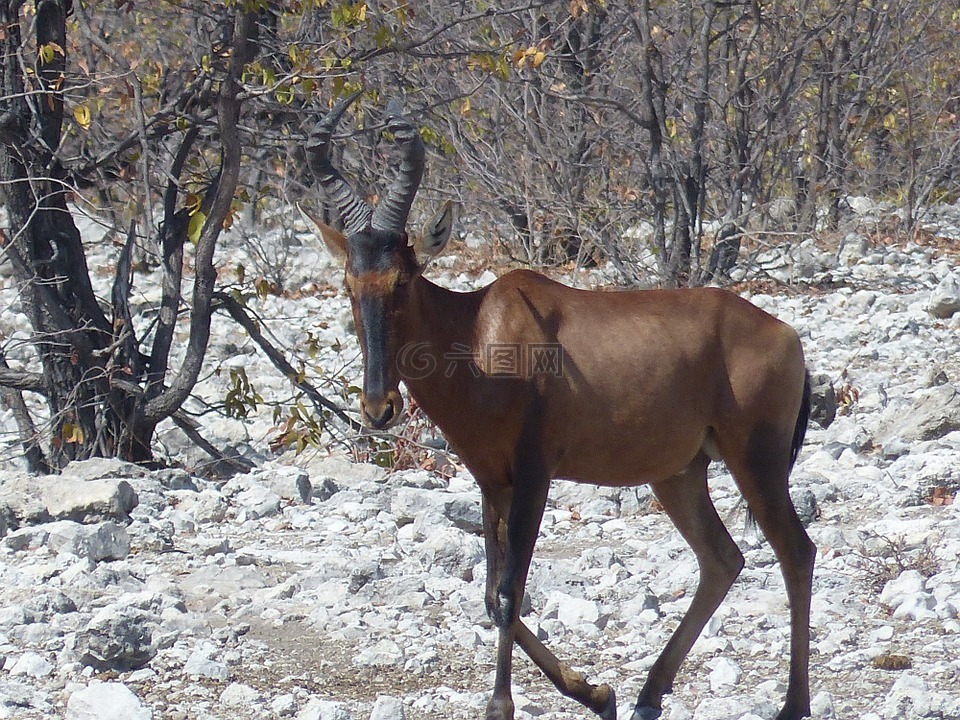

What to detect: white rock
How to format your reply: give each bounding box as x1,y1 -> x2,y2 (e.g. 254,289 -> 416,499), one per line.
476,269 -> 497,286
869,625 -> 895,642
369,695 -> 405,720
256,465 -> 313,503
810,690 -> 836,718
235,482 -> 281,518
297,698 -> 352,720
162,508 -> 195,535
417,527 -> 483,579
390,487 -> 482,532
220,682 -> 260,707
892,592 -> 937,620
877,385 -> 960,443
707,656 -> 741,691
928,272 -> 960,318
66,682 -> 151,720
880,570 -> 936,611
882,673 -> 932,717
8,651 -> 53,677
4,519 -> 130,561
76,605 -> 156,671
353,638 -> 402,667
186,489 -> 229,523
544,591 -> 601,629
183,641 -> 231,681
272,693 -> 298,717
42,477 -> 139,523
45,520 -> 131,561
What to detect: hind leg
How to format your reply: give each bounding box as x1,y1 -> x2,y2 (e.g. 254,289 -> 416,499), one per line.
632,454 -> 745,720
726,433 -> 815,720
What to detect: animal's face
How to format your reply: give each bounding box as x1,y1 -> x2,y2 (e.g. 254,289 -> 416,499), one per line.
341,230 -> 419,429
303,92 -> 453,429
301,203 -> 454,430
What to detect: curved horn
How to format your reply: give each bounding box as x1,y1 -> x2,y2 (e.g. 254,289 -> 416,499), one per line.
371,104 -> 425,233
307,90 -> 371,234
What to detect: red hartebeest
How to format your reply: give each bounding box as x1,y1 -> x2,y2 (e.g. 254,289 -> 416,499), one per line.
302,94 -> 815,720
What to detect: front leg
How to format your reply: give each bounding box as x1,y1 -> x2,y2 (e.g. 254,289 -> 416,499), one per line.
497,472 -> 550,627
482,492 -> 510,625
481,482 -> 616,720
486,461 -> 551,720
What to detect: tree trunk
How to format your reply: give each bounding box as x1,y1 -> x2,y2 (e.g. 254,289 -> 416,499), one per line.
0,1 -> 260,470
0,0 -> 118,468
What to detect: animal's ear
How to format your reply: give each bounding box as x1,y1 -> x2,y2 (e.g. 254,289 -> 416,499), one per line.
298,202 -> 347,258
413,200 -> 455,267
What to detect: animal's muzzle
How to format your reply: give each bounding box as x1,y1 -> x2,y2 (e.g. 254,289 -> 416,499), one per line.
361,390 -> 403,429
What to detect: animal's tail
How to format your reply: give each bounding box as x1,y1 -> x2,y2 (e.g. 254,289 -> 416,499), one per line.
790,371 -> 812,469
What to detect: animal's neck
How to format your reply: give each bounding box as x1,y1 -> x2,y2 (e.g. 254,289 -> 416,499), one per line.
401,276 -> 478,350
399,276 -> 483,414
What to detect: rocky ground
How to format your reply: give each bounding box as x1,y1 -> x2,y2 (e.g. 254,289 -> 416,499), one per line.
1,202 -> 959,719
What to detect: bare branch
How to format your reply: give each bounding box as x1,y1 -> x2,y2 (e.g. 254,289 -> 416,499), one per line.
143,7 -> 259,424
213,291 -> 363,434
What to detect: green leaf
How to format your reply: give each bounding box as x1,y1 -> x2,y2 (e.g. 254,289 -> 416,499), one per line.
275,84 -> 295,105
188,211 -> 206,244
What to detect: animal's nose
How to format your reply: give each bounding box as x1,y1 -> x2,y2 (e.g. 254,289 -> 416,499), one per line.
361,391 -> 403,429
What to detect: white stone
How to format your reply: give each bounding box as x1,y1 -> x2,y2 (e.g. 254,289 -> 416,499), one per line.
45,520 -> 131,561
870,625 -> 895,642
66,682 -> 151,720
272,693 -> 298,717
75,602 -> 158,671
257,466 -> 313,504
352,639 -> 402,667
390,487 -> 482,532
42,477 -> 139,522
544,592 -> 601,629
417,527 -> 483,579
369,695 -> 405,720
187,489 -> 229,523
235,482 -> 281,518
882,673 -> 932,717
296,698 -> 352,720
9,652 -> 53,677
928,273 -> 960,318
810,691 -> 836,718
892,592 -> 937,620
220,682 -> 260,707
183,642 -> 231,681
707,656 -> 741,691
879,569 -> 926,605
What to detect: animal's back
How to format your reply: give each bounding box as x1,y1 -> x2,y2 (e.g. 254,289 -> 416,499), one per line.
472,272 -> 805,485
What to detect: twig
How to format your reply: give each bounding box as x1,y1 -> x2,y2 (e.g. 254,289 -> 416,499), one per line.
212,291 -> 364,434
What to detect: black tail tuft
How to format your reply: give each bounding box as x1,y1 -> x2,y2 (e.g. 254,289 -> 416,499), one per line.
789,371 -> 812,469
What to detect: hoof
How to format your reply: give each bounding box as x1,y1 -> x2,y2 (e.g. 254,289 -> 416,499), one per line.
630,705 -> 662,720
595,687 -> 617,720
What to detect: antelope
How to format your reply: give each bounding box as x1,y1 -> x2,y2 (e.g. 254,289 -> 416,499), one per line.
301,93 -> 815,720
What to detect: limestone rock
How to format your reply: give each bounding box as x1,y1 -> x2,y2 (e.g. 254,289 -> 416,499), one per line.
877,384 -> 960,444
76,606 -> 156,671
66,681 -> 152,720
928,273 -> 960,318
